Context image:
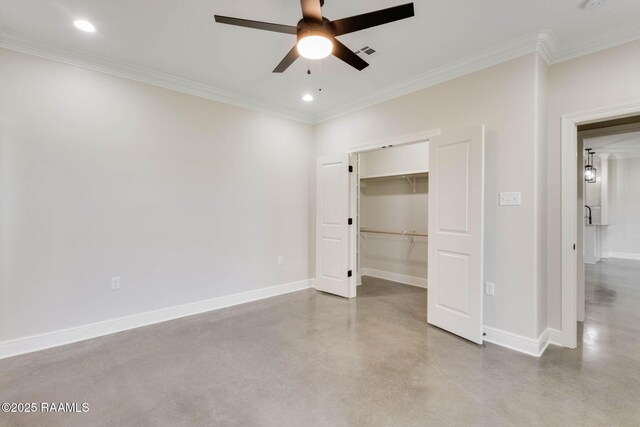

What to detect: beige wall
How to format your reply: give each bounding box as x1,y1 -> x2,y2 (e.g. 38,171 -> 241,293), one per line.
315,53 -> 541,338
546,40 -> 640,330
0,48 -> 313,341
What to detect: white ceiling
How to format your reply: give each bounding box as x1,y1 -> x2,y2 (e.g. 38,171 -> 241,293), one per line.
1,0 -> 640,122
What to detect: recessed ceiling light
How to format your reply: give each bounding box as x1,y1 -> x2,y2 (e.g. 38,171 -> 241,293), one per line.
302,94 -> 314,102
74,20 -> 96,33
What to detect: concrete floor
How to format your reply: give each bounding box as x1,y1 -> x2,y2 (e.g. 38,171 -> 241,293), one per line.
1,261 -> 640,426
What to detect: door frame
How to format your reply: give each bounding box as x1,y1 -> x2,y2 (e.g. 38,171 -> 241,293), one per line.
561,101 -> 640,348
346,129 -> 441,291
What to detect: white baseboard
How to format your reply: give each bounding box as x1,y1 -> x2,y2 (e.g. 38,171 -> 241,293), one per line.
360,268 -> 427,288
602,251 -> 640,261
483,326 -> 562,357
0,278 -> 313,360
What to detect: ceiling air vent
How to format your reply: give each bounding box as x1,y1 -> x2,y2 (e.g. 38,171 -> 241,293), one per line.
584,0 -> 606,9
355,45 -> 377,56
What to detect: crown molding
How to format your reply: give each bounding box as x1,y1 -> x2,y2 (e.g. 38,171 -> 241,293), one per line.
0,30 -> 315,124
314,28 -> 640,123
535,30 -> 560,65
2,26 -> 640,125
313,30 -> 558,123
547,27 -> 640,64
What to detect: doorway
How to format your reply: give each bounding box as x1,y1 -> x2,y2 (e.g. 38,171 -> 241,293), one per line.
356,143 -> 429,291
561,103 -> 640,348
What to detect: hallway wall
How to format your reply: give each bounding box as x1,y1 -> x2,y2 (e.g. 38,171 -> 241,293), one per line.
546,39 -> 640,330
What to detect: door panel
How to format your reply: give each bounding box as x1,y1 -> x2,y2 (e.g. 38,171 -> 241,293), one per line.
316,155 -> 354,298
321,238 -> 342,280
322,163 -> 342,225
428,126 -> 485,344
436,250 -> 470,315
436,142 -> 470,233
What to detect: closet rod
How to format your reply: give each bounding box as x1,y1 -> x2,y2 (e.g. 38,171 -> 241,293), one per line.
359,229 -> 428,238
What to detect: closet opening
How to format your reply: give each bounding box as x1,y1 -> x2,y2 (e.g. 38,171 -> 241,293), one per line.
315,125 -> 484,343
352,143 -> 429,296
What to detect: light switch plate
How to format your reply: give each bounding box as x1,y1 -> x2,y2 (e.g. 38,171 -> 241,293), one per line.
499,192 -> 521,206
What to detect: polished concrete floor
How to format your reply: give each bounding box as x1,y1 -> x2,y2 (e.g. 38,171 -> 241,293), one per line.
1,263 -> 640,426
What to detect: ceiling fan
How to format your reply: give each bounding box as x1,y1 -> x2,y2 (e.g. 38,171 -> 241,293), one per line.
214,0 -> 415,73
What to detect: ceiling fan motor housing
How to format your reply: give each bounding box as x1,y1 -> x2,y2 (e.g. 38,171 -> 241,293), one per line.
296,20 -> 333,41
297,28 -> 333,44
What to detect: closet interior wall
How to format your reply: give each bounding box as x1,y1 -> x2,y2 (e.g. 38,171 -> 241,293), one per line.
357,143 -> 429,288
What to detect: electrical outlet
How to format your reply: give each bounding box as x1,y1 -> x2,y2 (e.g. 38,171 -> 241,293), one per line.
485,282 -> 495,296
111,276 -> 121,290
277,256 -> 284,265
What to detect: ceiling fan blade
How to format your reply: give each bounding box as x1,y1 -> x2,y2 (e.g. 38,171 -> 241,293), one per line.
329,3 -> 414,36
332,39 -> 369,71
214,15 -> 298,34
300,0 -> 323,23
273,45 -> 300,73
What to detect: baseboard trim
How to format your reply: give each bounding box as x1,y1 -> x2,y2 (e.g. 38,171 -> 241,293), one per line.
603,252 -> 640,261
483,326 -> 562,357
0,278 -> 313,360
360,268 -> 427,288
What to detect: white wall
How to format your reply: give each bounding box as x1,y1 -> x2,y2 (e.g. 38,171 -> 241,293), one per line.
359,176 -> 428,283
546,40 -> 640,330
0,48 -> 313,342
315,53 -> 541,339
604,156 -> 640,258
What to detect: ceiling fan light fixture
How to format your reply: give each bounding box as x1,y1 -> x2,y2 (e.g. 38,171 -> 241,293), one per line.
297,34 -> 333,60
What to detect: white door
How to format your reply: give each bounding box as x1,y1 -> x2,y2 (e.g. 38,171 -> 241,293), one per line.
427,126 -> 485,344
316,155 -> 354,298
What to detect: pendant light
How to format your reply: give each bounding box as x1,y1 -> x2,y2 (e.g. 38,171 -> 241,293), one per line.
585,149 -> 597,183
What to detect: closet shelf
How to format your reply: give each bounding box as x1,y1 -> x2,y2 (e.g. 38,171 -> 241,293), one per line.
359,171 -> 428,182
360,171 -> 427,193
359,229 -> 428,238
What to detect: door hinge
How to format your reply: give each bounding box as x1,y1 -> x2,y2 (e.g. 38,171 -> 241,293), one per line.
347,270 -> 352,277
348,165 -> 353,173
573,244 -> 576,250
348,218 -> 353,225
